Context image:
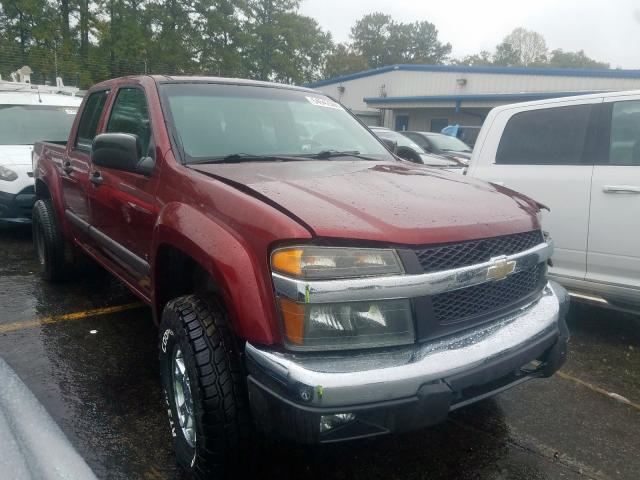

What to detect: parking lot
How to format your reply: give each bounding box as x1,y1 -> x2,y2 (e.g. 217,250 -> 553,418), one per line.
1,225 -> 639,480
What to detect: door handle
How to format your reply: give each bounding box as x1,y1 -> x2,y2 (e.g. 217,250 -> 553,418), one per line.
90,171 -> 103,186
603,185 -> 640,194
62,161 -> 73,175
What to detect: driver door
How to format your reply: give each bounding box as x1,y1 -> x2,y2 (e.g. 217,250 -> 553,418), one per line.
88,85 -> 159,291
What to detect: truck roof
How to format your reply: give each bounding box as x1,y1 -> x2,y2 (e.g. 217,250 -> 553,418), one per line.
155,75 -> 317,93
91,75 -> 317,94
489,89 -> 640,113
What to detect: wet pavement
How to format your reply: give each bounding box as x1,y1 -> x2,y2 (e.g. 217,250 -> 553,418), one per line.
1,225 -> 639,480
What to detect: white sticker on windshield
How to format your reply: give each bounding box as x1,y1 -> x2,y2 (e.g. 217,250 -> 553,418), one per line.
64,108 -> 78,115
306,96 -> 341,109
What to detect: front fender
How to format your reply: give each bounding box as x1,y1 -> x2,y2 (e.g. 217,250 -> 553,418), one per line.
151,203 -> 280,345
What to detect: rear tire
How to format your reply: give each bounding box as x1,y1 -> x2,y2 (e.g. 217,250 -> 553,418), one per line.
159,295 -> 251,479
32,199 -> 72,282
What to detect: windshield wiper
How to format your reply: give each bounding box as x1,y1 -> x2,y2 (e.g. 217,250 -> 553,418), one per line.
189,153 -> 308,165
306,150 -> 377,161
188,150 -> 379,165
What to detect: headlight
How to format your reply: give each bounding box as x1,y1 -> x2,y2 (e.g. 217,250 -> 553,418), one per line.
278,298 -> 414,351
271,246 -> 413,350
0,165 -> 18,181
271,246 -> 403,279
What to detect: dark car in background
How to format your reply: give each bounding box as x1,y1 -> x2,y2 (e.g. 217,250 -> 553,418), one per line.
441,125 -> 482,148
402,131 -> 473,165
370,127 -> 464,172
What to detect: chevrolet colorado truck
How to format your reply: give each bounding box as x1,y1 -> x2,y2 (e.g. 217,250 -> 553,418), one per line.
32,75 -> 569,479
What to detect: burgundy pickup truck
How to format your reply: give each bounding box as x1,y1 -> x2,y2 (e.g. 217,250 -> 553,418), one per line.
32,75 -> 569,478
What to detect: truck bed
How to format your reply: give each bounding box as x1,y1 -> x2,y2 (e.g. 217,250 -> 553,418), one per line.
33,140 -> 68,159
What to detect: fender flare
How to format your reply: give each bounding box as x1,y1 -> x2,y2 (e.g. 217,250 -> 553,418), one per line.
151,203 -> 279,344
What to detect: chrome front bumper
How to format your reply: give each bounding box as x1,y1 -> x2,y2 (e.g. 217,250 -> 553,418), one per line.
246,282 -> 566,411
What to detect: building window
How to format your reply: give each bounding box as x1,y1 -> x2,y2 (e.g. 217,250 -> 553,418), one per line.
395,115 -> 409,131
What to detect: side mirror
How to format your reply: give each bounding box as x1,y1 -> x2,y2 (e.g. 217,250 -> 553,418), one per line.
380,138 -> 397,153
91,133 -> 149,174
135,156 -> 155,176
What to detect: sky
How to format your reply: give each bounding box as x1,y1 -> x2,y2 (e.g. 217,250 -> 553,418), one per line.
299,0 -> 640,69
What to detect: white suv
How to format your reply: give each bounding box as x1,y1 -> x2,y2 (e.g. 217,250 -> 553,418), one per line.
0,84 -> 81,225
467,90 -> 640,312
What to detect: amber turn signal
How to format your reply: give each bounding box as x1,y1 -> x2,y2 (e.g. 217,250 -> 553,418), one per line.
278,298 -> 305,344
271,248 -> 303,277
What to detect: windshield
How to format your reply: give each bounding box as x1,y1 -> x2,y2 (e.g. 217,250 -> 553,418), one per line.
160,83 -> 393,163
373,130 -> 427,152
0,105 -> 78,145
426,134 -> 471,152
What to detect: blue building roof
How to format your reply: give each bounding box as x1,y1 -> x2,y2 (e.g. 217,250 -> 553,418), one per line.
306,64 -> 640,89
363,91 -> 607,105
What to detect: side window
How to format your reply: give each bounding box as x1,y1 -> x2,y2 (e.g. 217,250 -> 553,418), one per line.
106,88 -> 151,156
496,104 -> 592,165
609,100 -> 640,165
75,90 -> 109,151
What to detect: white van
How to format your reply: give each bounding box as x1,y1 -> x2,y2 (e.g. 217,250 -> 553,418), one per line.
0,81 -> 82,224
467,90 -> 640,312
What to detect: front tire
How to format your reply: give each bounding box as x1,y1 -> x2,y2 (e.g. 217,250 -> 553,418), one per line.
159,295 -> 251,479
32,199 -> 71,282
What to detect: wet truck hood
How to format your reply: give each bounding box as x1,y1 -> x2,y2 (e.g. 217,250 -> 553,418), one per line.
190,161 -> 539,245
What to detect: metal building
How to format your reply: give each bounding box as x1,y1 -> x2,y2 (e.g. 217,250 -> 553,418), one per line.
307,64 -> 640,132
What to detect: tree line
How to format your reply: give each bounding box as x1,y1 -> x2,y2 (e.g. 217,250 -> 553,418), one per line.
0,2 -> 611,89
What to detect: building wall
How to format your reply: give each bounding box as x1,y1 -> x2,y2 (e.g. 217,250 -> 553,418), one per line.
312,66 -> 640,132
318,74 -> 388,112
315,69 -> 640,107
376,70 -> 640,98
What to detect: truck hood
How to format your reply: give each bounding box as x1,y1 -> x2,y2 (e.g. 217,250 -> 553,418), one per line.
0,145 -> 33,166
191,160 -> 539,245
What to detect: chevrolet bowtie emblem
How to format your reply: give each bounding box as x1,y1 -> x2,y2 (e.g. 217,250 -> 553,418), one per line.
487,257 -> 516,281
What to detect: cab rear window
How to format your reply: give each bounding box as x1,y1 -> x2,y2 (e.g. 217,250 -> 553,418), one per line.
75,90 -> 109,151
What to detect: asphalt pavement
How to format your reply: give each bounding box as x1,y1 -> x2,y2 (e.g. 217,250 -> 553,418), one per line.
1,225 -> 638,480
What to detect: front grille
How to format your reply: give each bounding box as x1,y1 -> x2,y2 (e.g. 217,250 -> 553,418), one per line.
415,230 -> 544,273
432,264 -> 543,324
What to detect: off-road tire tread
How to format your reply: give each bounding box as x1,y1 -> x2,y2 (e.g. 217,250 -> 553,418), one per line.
32,199 -> 69,282
163,295 -> 251,479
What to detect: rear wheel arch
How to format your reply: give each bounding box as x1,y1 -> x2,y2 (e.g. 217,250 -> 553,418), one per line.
34,175 -> 68,237
35,179 -> 52,200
